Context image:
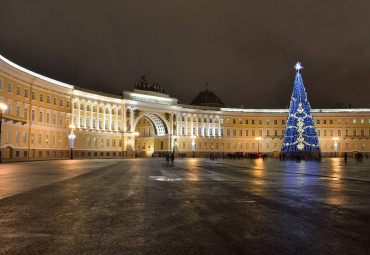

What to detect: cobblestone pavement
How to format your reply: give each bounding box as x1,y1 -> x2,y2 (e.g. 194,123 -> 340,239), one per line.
0,158 -> 369,254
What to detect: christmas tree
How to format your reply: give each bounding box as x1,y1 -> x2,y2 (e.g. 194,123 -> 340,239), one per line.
281,62 -> 320,152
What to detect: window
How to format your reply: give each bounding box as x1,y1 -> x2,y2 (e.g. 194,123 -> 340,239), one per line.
317,129 -> 321,136
16,131 -> 20,143
59,116 -> 63,126
0,79 -> 3,89
24,89 -> 29,98
67,101 -> 70,108
16,106 -> 20,117
31,134 -> 35,144
54,97 -> 57,105
274,120 -> 277,125
31,110 -> 35,121
353,119 -> 356,124
338,130 -> 342,137
330,120 -> 333,124
38,134 -> 42,144
337,119 -> 341,124
259,130 -> 262,136
361,119 -> 364,124
112,139 -> 116,147
23,132 -> 27,144
259,120 -> 262,125
361,129 -> 364,136
245,129 -> 249,136
80,104 -> 84,110
323,120 -> 327,124
45,135 -> 49,145
39,112 -> 43,122
17,86 -> 21,96
60,99 -> 64,106
274,129 -> 278,136
266,120 -> 270,125
266,130 -> 270,136
40,94 -> 44,102
47,95 -> 51,104
220,119 -> 224,124
46,113 -> 50,123
32,92 -> 36,100
53,114 -> 56,125
353,130 -> 357,136
282,120 -> 285,125
323,130 -> 327,136
8,83 -> 13,93
345,119 -> 349,124
239,119 -> 242,124
317,120 -> 320,124
252,130 -> 255,136
226,128 -> 230,137
233,129 -> 236,136
226,119 -> 230,124
252,120 -> 255,124
100,138 -> 103,147
106,139 -> 110,147
24,108 -> 28,119
245,119 -> 248,124
345,129 -> 349,136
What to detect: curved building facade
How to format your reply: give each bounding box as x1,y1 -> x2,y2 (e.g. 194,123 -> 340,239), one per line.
0,54 -> 369,161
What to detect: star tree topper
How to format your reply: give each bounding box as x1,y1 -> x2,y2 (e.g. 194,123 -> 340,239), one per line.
294,62 -> 303,73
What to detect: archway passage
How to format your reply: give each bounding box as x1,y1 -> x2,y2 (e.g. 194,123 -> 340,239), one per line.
134,112 -> 168,136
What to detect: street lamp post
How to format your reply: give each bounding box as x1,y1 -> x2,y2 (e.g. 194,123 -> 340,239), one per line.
0,103 -> 8,163
190,135 -> 196,158
68,124 -> 76,159
256,137 -> 262,155
333,137 -> 339,157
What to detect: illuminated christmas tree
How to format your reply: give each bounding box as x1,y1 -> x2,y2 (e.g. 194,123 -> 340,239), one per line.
281,62 -> 320,152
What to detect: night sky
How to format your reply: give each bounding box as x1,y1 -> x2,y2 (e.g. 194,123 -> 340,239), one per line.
1,0 -> 369,108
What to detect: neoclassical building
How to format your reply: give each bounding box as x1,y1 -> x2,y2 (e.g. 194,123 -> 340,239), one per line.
0,54 -> 369,160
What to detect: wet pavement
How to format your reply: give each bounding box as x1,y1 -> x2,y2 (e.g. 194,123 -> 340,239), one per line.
0,158 -> 370,254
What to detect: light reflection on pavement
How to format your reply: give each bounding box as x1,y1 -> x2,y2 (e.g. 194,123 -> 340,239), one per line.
0,157 -> 369,254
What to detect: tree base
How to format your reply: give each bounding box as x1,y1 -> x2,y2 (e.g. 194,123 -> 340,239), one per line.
280,150 -> 321,161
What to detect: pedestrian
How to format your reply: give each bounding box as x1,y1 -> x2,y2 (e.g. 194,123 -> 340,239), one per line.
166,154 -> 170,165
170,153 -> 175,165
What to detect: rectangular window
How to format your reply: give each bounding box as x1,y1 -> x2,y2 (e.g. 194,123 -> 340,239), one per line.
39,112 -> 43,122
245,129 -> 249,136
239,119 -> 242,124
23,132 -> 27,144
106,139 -> 110,147
54,97 -> 57,105
24,108 -> 28,119
259,120 -> 262,125
353,119 -> 356,124
245,119 -> 248,124
17,86 -> 21,96
233,129 -> 236,136
60,99 -> 64,107
32,92 -> 36,100
8,83 -> 13,93
38,134 -> 42,144
46,113 -> 50,123
16,106 -> 20,117
266,120 -> 270,125
16,131 -> 20,143
274,129 -> 278,136
0,79 -> 3,89
330,120 -> 333,124
337,119 -> 341,124
31,110 -> 35,121
259,130 -> 262,136
323,130 -> 327,136
338,129 -> 342,137
266,130 -> 270,136
45,135 -> 49,145
31,134 -> 35,144
47,95 -> 51,104
353,130 -> 357,136
24,89 -> 29,98
40,94 -> 44,102
323,120 -> 327,124
282,120 -> 285,125
252,130 -> 255,136
317,120 -> 320,124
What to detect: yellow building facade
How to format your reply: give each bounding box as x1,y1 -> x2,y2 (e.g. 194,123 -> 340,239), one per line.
0,55 -> 369,161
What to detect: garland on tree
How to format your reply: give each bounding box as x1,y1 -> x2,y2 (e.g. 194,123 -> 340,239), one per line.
281,62 -> 320,151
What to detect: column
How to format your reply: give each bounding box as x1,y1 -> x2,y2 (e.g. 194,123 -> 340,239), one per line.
130,108 -> 134,132
77,101 -> 81,127
84,102 -> 87,129
123,104 -> 127,132
190,114 -> 194,135
115,106 -> 118,131
109,106 -> 112,131
218,116 -> 221,137
196,114 -> 199,136
90,103 -> 93,129
185,114 -> 188,136
103,105 -> 106,131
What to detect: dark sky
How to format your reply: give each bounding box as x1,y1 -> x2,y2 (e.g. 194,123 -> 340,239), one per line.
1,0 -> 369,108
